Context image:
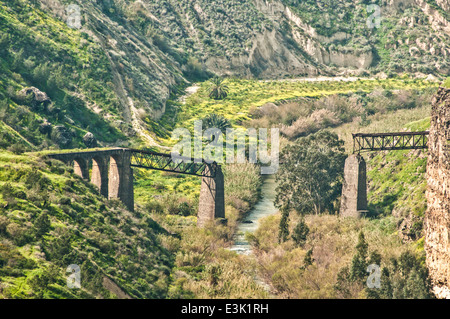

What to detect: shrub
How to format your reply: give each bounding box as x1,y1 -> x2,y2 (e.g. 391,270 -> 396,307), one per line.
444,77 -> 450,88
34,212 -> 51,237
292,218 -> 310,247
208,77 -> 229,100
7,143 -> 26,155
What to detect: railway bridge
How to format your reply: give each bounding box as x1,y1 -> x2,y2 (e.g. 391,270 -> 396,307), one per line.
340,131 -> 429,218
45,148 -> 224,227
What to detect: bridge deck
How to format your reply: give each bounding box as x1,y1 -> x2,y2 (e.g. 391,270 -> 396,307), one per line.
353,131 -> 429,153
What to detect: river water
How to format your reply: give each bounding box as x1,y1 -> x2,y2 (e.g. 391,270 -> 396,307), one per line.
229,175 -> 278,255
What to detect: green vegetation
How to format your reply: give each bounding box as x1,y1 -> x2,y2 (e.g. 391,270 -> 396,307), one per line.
208,77 -> 229,100
175,78 -> 437,139
444,78 -> 450,88
144,162 -> 266,299
0,0 -> 447,300
275,131 -> 346,215
244,82 -> 436,299
0,151 -> 173,299
283,0 -> 449,75
0,76 -> 438,299
0,0 -> 128,150
201,113 -> 232,134
335,231 -> 433,299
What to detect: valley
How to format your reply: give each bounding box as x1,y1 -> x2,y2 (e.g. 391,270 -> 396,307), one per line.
0,0 -> 449,301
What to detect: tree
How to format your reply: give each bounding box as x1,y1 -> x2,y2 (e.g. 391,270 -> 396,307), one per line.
370,251 -> 434,299
301,248 -> 314,271
350,231 -> 369,281
334,231 -> 376,298
208,77 -> 229,100
275,130 -> 346,215
292,217 -> 310,247
278,206 -> 290,243
34,212 -> 51,237
202,113 -> 232,134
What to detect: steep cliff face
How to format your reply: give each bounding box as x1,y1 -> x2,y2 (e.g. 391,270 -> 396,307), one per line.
425,87 -> 450,299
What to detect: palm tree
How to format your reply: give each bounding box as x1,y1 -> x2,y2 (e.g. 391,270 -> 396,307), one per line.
208,76 -> 229,100
202,113 -> 232,134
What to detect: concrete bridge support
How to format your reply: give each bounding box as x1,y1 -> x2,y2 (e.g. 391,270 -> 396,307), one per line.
340,154 -> 368,218
197,164 -> 225,227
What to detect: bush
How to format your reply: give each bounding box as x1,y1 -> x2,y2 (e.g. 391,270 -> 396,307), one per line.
6,223 -> 32,246
444,77 -> 450,88
292,218 -> 310,247
7,143 -> 26,155
34,212 -> 51,237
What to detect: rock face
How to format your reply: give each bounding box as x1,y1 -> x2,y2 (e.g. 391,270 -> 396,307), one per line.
51,125 -> 73,149
38,120 -> 52,136
425,87 -> 450,298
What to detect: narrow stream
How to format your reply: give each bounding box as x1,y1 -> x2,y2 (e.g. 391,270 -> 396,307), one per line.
230,175 -> 278,255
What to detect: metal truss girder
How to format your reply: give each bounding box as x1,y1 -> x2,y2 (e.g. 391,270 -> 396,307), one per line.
129,149 -> 218,178
352,131 -> 429,153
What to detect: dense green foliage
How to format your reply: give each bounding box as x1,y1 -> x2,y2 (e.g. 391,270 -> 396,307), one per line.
0,0 -> 127,150
0,0 -> 447,301
335,231 -> 433,299
208,77 -> 229,100
0,152 -> 173,299
275,131 -> 346,215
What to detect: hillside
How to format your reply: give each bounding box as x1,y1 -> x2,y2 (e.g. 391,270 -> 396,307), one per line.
0,0 -> 448,154
247,103 -> 434,299
0,151 -> 174,298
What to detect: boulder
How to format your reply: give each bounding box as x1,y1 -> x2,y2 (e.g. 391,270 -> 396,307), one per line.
51,125 -> 73,148
18,87 -> 51,110
83,132 -> 97,148
39,120 -> 52,136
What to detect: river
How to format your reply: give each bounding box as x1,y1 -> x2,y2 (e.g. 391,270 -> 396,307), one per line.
229,174 -> 278,255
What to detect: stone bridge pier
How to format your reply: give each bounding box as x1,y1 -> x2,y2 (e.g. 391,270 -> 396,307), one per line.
47,149 -> 134,212
197,164 -> 225,227
340,154 -> 368,218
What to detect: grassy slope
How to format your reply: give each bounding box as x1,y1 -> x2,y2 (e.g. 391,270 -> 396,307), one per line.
0,0 -> 127,149
174,78 -> 435,136
0,151 -> 173,299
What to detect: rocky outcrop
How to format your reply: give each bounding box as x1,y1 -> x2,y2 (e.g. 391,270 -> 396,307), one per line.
425,86 -> 450,299
83,132 -> 97,148
51,125 -> 74,149
18,87 -> 52,110
258,0 -> 373,70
